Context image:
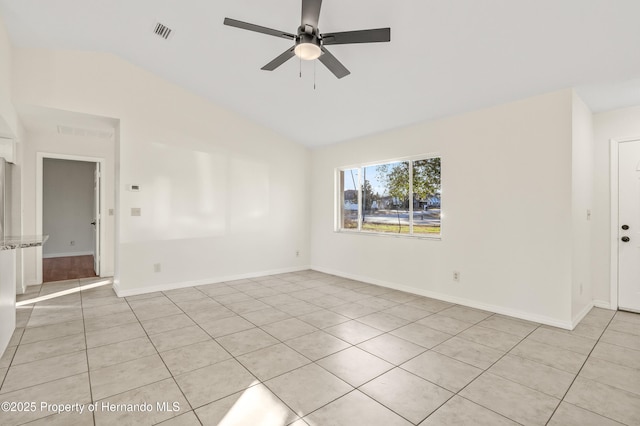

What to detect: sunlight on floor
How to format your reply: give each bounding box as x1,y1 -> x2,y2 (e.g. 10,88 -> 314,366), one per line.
219,381 -> 290,426
16,278 -> 113,306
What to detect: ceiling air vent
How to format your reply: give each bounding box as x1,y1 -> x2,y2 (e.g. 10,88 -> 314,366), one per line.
154,22 -> 172,40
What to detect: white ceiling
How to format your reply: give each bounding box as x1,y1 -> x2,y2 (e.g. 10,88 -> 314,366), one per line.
2,0 -> 640,147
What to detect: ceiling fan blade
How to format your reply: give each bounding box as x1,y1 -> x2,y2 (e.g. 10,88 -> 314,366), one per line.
224,18 -> 296,40
322,28 -> 391,45
301,0 -> 323,28
261,47 -> 296,71
318,47 -> 350,79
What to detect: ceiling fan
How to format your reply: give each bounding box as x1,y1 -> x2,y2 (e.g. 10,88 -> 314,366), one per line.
223,0 -> 390,79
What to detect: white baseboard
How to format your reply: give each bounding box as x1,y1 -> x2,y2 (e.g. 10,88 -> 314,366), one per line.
311,265 -> 575,330
113,265 -> 312,297
109,262 -> 610,331
43,251 -> 93,259
593,299 -> 614,310
571,302 -> 594,329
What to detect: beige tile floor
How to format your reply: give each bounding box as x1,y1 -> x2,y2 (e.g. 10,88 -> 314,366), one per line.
1,270 -> 639,425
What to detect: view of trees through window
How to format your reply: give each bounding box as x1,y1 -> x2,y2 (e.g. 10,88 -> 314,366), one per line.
339,157 -> 441,236
340,168 -> 359,229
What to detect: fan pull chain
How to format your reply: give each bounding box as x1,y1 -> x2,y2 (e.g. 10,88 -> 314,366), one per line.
299,57 -> 302,78
314,59 -> 317,90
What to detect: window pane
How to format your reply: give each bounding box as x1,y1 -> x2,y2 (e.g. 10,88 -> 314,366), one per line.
412,158 -> 441,235
340,168 -> 359,229
362,161 -> 410,234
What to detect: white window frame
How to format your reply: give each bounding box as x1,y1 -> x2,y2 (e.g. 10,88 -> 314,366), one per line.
335,154 -> 441,240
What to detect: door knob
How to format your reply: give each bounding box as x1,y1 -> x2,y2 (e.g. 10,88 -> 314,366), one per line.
622,236 -> 630,242
622,225 -> 630,230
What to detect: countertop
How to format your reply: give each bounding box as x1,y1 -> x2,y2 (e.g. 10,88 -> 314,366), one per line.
0,235 -> 49,250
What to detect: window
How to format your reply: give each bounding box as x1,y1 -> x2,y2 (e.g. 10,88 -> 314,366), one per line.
337,156 -> 441,237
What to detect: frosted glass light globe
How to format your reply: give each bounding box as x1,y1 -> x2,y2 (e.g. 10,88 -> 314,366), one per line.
294,43 -> 321,60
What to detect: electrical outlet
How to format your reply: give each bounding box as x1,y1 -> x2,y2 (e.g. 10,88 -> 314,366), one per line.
586,209 -> 591,221
453,271 -> 460,282
131,208 -> 141,217
154,263 -> 161,273
296,250 -> 300,257
70,240 -> 75,246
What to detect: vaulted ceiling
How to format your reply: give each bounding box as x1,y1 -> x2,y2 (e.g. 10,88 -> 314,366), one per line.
2,0 -> 640,146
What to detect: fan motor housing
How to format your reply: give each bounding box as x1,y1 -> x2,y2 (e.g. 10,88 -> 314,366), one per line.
296,30 -> 320,48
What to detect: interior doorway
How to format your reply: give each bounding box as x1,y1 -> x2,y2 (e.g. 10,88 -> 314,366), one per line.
611,138 -> 640,313
37,154 -> 105,283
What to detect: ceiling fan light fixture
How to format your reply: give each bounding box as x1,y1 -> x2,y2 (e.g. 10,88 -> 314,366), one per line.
294,42 -> 321,60
224,0 -> 390,78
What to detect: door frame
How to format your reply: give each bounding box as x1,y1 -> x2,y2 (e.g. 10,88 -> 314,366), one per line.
609,137 -> 640,310
93,162 -> 101,276
36,152 -> 106,284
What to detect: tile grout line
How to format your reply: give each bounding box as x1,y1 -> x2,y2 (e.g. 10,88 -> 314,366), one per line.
120,293 -> 201,424
223,273 -> 348,424
81,293 -> 190,396
161,277 -> 390,423
543,312 -> 621,426
147,280 -> 335,423
427,315 -> 545,426
175,285 -> 327,424
260,293 -> 412,422
1,282 -> 80,424
210,274 -> 341,425
0,292 -> 36,393
395,312 -> 540,424
246,298 -> 470,423
586,331 -> 640,353
80,286 -> 97,426
281,306 -> 509,423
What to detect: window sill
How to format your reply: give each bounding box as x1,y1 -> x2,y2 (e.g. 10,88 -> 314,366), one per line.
335,229 -> 442,241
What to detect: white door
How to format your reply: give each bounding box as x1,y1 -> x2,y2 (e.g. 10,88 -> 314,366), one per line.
92,163 -> 101,276
618,140 -> 640,312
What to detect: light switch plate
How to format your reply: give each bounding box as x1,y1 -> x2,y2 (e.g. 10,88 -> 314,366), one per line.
131,208 -> 141,217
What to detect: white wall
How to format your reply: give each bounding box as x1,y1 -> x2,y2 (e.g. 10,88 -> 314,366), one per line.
13,48 -> 310,294
311,90 -> 575,327
592,105 -> 640,307
571,93 -> 594,322
43,158 -> 95,257
0,13 -> 15,138
12,123 -> 23,293
0,14 -> 15,358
